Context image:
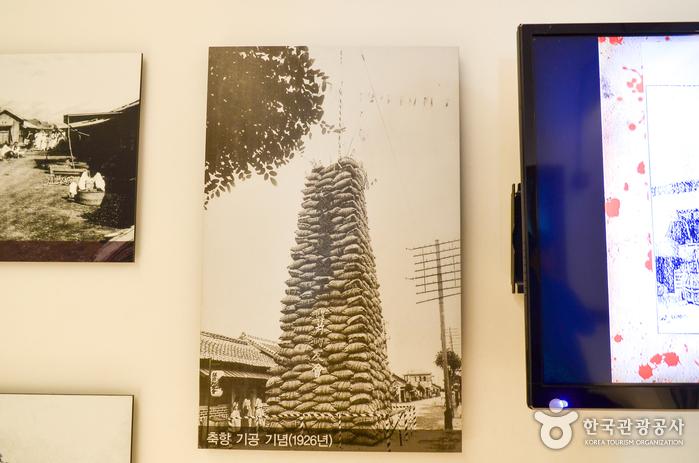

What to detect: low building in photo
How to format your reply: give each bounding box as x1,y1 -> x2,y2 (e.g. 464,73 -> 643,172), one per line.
199,331 -> 279,427
404,372 -> 440,399
392,373 -> 409,403
0,109 -> 23,145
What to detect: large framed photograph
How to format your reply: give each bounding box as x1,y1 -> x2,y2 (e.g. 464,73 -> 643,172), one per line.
0,394 -> 133,463
199,46 -> 462,452
0,53 -> 142,262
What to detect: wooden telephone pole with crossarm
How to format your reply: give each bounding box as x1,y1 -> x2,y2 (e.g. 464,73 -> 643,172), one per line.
408,238 -> 461,431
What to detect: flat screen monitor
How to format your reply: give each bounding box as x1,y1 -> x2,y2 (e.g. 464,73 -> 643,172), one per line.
519,22 -> 699,408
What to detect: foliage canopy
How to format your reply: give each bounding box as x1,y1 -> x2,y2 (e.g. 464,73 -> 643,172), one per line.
204,46 -> 327,206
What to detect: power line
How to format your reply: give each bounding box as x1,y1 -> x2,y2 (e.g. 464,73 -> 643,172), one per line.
360,51 -> 398,164
408,238 -> 461,251
414,254 -> 459,264
337,49 -> 343,160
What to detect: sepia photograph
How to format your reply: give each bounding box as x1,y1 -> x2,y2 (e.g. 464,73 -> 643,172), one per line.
0,394 -> 133,463
0,53 -> 142,262
200,46 -> 461,452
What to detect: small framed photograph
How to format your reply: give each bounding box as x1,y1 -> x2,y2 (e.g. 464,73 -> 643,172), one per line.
0,394 -> 133,463
0,53 -> 142,262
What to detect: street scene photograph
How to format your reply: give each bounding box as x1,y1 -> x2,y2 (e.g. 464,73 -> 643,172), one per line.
0,53 -> 142,262
200,46 -> 461,452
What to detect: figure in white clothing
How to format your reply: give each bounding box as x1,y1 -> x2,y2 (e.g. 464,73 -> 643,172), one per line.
77,171 -> 89,190
254,397 -> 265,428
93,172 -> 106,191
228,402 -> 241,432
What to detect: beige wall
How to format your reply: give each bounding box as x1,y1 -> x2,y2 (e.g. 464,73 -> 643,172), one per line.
2,1 -> 699,462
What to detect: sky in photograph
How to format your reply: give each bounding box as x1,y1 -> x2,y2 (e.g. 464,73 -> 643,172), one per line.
0,395 -> 132,463
0,53 -> 141,124
202,47 -> 461,384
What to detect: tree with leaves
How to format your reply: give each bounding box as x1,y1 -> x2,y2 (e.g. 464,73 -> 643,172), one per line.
204,46 -> 328,206
435,349 -> 462,406
435,350 -> 462,383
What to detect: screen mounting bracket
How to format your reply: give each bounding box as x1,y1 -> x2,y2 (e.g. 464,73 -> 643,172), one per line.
511,182 -> 524,294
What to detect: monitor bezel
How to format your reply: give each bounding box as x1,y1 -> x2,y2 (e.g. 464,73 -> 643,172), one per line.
518,22 -> 699,409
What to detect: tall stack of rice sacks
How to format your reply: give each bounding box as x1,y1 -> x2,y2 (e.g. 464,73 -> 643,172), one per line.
265,158 -> 392,444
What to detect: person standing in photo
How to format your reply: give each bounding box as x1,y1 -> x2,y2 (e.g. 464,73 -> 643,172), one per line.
228,402 -> 241,433
242,398 -> 252,428
254,397 -> 265,430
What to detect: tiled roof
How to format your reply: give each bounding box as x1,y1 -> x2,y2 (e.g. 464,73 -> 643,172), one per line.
240,333 -> 281,359
24,118 -> 54,130
200,331 -> 277,369
199,368 -> 271,380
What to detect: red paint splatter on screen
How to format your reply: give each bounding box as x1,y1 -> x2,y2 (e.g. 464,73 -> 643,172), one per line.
665,36 -> 671,41
605,198 -> 621,217
639,364 -> 653,379
609,36 -> 624,45
650,353 -> 662,365
614,334 -> 623,343
599,37 -> 607,43
645,250 -> 653,271
624,67 -> 644,94
624,182 -> 629,191
637,161 -> 645,174
628,123 -> 637,131
617,96 -> 623,102
664,352 -> 680,367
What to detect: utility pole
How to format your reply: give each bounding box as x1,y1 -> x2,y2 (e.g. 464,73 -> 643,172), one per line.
408,238 -> 461,432
446,327 -> 461,353
447,328 -> 454,352
435,240 -> 454,430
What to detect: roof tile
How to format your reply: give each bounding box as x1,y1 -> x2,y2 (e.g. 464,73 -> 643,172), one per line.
200,331 -> 277,369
